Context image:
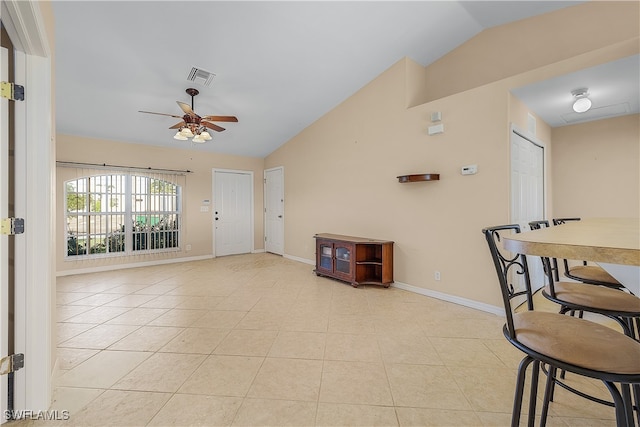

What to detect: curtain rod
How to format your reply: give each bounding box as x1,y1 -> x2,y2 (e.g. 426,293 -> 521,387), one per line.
56,161 -> 192,175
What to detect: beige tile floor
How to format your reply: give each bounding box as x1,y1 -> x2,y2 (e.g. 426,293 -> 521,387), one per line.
14,253 -> 621,426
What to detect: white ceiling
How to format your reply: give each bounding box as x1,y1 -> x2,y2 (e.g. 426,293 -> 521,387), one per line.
511,54 -> 639,127
53,0 -> 625,159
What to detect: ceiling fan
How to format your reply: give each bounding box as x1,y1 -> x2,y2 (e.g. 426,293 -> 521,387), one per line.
139,88 -> 238,143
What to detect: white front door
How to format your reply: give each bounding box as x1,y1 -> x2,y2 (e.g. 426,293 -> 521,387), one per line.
213,170 -> 253,257
264,167 -> 284,255
510,127 -> 545,290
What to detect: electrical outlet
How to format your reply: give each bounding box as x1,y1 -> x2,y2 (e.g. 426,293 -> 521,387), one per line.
434,271 -> 441,281
186,244 -> 192,251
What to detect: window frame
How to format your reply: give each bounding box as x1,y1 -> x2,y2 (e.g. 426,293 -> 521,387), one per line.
64,173 -> 182,260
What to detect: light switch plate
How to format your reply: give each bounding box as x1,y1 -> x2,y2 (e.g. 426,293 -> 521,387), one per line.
428,123 -> 444,135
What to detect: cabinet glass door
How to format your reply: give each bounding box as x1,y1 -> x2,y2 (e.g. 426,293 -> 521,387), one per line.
319,243 -> 333,271
335,245 -> 352,275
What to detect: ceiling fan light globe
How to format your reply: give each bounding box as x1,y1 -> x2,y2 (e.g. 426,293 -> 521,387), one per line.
192,135 -> 206,143
180,128 -> 194,137
201,131 -> 212,140
572,97 -> 592,113
173,132 -> 188,140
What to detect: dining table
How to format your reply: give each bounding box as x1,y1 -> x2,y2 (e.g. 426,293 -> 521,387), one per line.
502,217 -> 640,295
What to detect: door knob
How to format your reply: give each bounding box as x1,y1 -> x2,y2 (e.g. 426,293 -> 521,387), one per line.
215,217 -> 219,220
278,215 -> 282,218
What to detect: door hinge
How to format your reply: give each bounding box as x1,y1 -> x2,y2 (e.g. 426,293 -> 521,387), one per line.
1,218 -> 25,235
0,82 -> 25,101
264,236 -> 267,242
0,354 -> 24,375
263,178 -> 267,184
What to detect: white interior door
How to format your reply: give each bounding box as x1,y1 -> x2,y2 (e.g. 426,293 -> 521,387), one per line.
264,167 -> 284,255
213,170 -> 253,256
1,32 -> 10,424
510,127 -> 545,290
1,2 -> 53,413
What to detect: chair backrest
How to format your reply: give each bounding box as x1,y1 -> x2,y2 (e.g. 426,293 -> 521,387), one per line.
482,224 -> 534,340
527,220 -> 560,282
528,220 -> 549,230
552,217 -> 581,226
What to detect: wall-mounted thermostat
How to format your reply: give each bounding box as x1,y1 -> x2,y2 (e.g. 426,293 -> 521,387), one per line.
461,164 -> 478,175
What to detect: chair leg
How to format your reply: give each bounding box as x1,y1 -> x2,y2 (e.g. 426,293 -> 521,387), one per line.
527,360 -> 540,427
512,356 -> 535,427
602,381 -> 631,427
621,384 -> 635,427
540,365 -> 557,427
633,383 -> 640,427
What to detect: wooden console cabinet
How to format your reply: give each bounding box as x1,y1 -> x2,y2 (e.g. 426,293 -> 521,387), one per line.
314,233 -> 394,288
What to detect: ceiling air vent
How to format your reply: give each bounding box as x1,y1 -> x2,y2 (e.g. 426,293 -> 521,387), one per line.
561,102 -> 630,124
187,67 -> 216,87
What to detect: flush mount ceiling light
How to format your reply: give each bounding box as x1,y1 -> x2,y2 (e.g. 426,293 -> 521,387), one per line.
571,88 -> 592,113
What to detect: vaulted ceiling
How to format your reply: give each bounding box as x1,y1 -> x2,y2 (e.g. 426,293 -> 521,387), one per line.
53,1 -> 635,158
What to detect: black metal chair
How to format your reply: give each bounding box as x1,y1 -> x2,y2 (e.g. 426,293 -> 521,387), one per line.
539,251 -> 640,424
483,224 -> 640,427
528,220 -> 560,282
552,218 -> 625,290
529,220 -> 638,327
531,219 -> 640,419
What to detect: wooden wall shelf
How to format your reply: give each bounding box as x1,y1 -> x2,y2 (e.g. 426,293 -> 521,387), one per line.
397,173 -> 440,183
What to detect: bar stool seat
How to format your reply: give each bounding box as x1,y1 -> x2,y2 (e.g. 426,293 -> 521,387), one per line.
567,265 -> 622,286
544,281 -> 640,314
552,217 -> 624,290
513,311 -> 640,374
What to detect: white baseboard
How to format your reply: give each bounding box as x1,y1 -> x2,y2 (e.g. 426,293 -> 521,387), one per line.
284,253 -> 315,265
281,256 -> 503,315
252,249 -> 266,254
56,254 -> 214,276
392,281 -> 505,316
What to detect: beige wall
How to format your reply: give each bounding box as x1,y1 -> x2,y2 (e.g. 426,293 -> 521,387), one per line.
56,134 -> 264,274
552,114 -> 640,218
422,1 -> 640,103
266,58 -> 512,307
264,2 -> 639,309
264,58 -> 561,308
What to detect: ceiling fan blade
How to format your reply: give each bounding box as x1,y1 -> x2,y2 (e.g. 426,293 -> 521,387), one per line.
201,115 -> 238,123
202,121 -> 226,132
139,110 -> 183,119
177,101 -> 197,117
169,121 -> 185,129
